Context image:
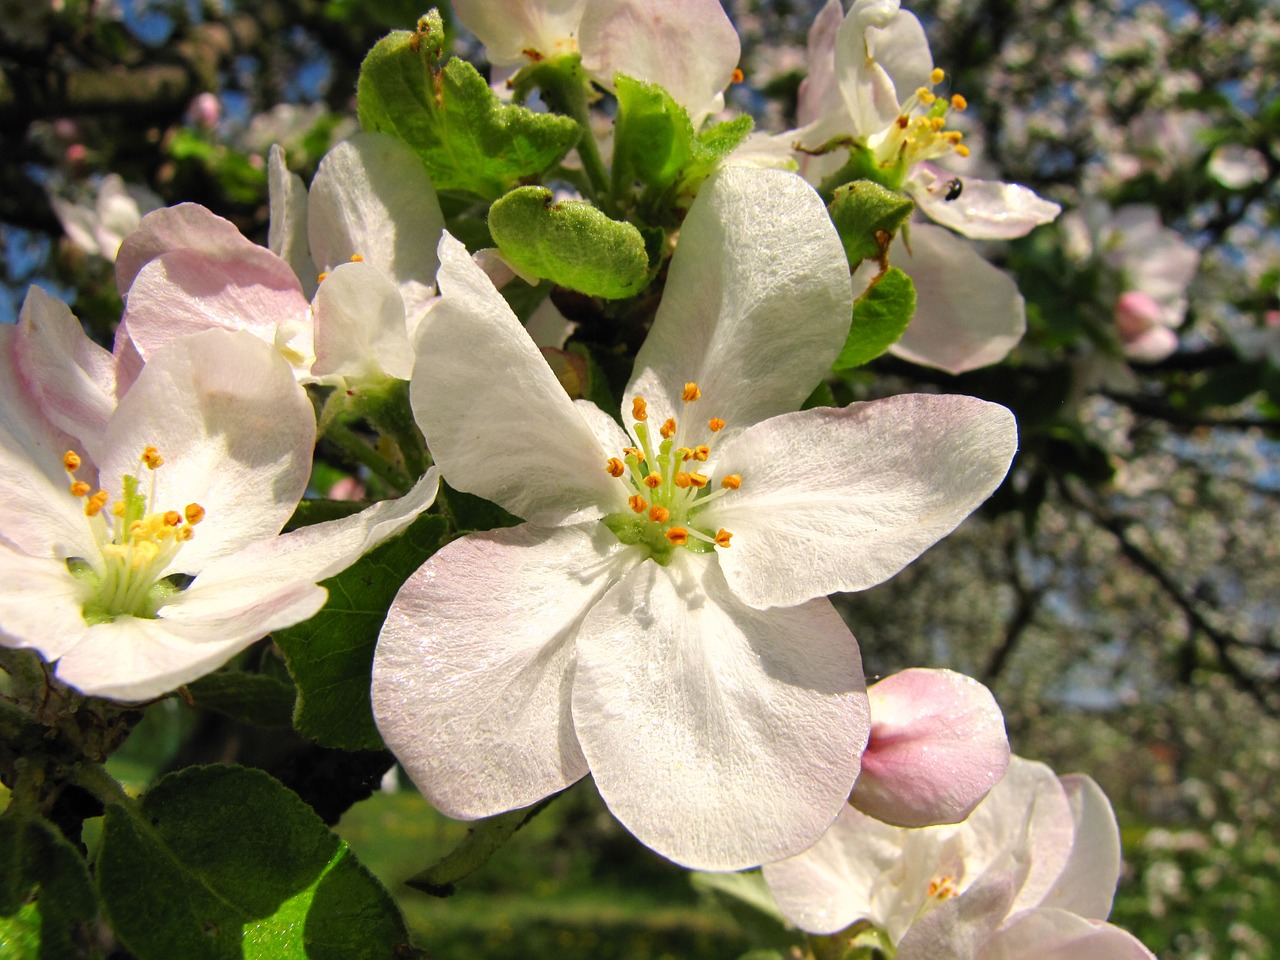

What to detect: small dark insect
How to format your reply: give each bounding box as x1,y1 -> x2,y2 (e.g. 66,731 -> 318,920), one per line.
944,178 -> 964,201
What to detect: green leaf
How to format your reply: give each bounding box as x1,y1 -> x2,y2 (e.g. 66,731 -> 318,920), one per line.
833,267 -> 916,371
0,810 -> 98,959
357,13 -> 579,200
488,187 -> 650,299
276,513 -> 450,751
406,798 -> 555,897
96,765 -> 411,960
828,180 -> 915,266
185,671 -> 297,728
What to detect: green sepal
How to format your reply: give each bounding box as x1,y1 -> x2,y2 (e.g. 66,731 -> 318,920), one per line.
275,512 -> 450,751
356,11 -> 579,201
95,765 -> 412,960
828,180 -> 915,266
0,809 -> 98,959
833,266 -> 916,371
488,187 -> 650,299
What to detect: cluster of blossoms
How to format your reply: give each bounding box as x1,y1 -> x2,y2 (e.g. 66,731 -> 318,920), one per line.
2,0 -> 1162,956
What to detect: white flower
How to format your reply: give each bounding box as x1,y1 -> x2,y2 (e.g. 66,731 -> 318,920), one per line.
763,755 -> 1157,959
0,288 -> 437,701
49,173 -> 162,262
371,166 -> 1018,870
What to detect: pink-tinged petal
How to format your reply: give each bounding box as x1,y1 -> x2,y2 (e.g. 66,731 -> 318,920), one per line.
0,543 -> 93,660
307,132 -> 443,322
115,203 -> 263,296
886,224 -> 1027,374
0,325 -> 98,559
411,233 -> 627,524
851,668 -> 1009,827
172,469 -> 438,618
99,329 -> 315,573
706,394 -> 1017,609
892,855 -> 1028,960
573,554 -> 868,870
1040,775 -> 1122,920
834,1 -> 932,136
579,0 -> 740,122
979,909 -> 1157,960
1105,207 -> 1199,317
13,286 -> 117,456
311,261 -> 413,382
627,167 -> 850,447
268,144 -> 318,300
763,804 -> 931,935
797,0 -> 846,131
372,523 -> 641,818
910,166 -> 1061,240
121,248 -> 311,366
51,600 -> 318,702
451,0 -> 587,64
1121,324 -> 1179,363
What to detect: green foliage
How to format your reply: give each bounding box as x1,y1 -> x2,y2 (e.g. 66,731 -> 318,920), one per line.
488,187 -> 651,299
185,670 -> 297,729
96,765 -> 410,960
827,180 -> 914,266
0,809 -> 97,959
357,12 -> 579,200
407,799 -> 556,896
833,267 -> 916,371
275,513 -> 449,752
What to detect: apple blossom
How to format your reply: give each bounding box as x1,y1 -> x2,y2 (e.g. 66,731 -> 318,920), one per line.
0,292 -> 437,701
372,166 -> 1018,870
763,756 -> 1156,959
49,173 -> 162,262
114,132 -> 445,387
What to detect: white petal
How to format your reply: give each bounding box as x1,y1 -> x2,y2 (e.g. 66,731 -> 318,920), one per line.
834,1 -> 932,135
307,132 -> 443,322
115,203 -> 265,297
573,554 -> 868,870
100,329 -> 316,573
311,261 -> 413,382
268,144 -> 318,299
888,224 -> 1027,374
411,233 -> 626,524
706,395 -> 1017,609
910,166 -> 1061,240
372,523 -> 641,818
579,0 -> 740,123
852,668 -> 1009,827
1039,774 -> 1122,919
14,286 -> 117,449
980,909 -> 1157,960
0,543 -> 93,660
893,857 -> 1028,960
451,0 -> 587,64
174,468 -> 438,617
627,167 -> 851,447
796,0 -> 847,131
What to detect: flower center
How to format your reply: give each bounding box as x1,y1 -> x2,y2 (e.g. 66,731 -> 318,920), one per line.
863,68 -> 970,190
600,382 -> 736,564
63,447 -> 206,623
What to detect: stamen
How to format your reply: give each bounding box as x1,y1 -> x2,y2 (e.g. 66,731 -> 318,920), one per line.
606,458 -> 626,477
950,94 -> 967,111
721,474 -> 742,489
917,88 -> 936,105
660,418 -> 677,440
163,510 -> 182,526
632,397 -> 648,422
682,382 -> 701,402
930,67 -> 945,84
676,447 -> 695,462
85,491 -> 109,517
731,67 -> 745,84
318,271 -> 329,283
674,472 -> 692,489
649,505 -> 670,523
622,446 -> 645,463
63,451 -> 82,472
643,473 -> 663,489
708,418 -> 725,432
955,144 -> 970,157
665,527 -> 688,545
184,504 -> 206,525
628,494 -> 648,513
687,472 -> 709,489
141,446 -> 164,469
350,253 -> 364,262
69,481 -> 91,497
692,446 -> 710,461
714,529 -> 733,548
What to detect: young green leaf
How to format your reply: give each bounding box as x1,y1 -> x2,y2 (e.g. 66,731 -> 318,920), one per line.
834,267 -> 917,371
828,180 -> 915,266
0,811 -> 97,959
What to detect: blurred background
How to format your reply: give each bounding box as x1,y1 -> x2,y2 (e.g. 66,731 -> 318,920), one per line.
2,0 -> 1278,957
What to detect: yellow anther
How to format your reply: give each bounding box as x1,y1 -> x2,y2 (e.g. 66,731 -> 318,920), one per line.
606,457 -> 626,477
163,510 -> 182,526
622,446 -> 645,463
930,67 -> 945,84
676,447 -> 695,462
721,474 -> 742,490
660,418 -> 677,440
111,501 -> 126,517
317,271 -> 329,283
955,144 -> 971,157
692,445 -> 710,461
897,115 -> 910,129
682,382 -> 701,402
350,253 -> 364,262
649,505 -> 670,523
632,397 -> 648,422
131,540 -> 160,569
708,418 -> 725,432
950,93 -> 968,111
177,526 -> 195,542
63,451 -> 82,472
85,491 -> 109,517
628,494 -> 648,513
674,472 -> 692,489
141,446 -> 164,469
665,527 -> 689,545
731,67 -> 745,84
945,131 -> 963,144
917,88 -> 936,105
688,472 -> 709,489
930,116 -> 946,130
643,472 -> 662,489
184,503 -> 206,525
714,529 -> 732,548
69,480 -> 91,497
